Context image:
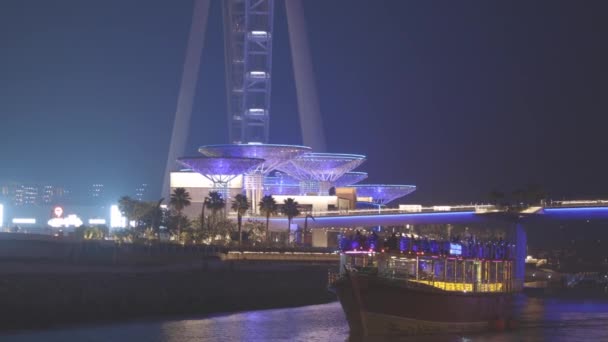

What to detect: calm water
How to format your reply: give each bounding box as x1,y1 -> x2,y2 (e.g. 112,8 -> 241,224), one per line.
2,296 -> 608,341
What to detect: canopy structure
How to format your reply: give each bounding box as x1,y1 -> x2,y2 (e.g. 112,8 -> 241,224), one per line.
277,153 -> 366,195
198,144 -> 310,213
263,172 -> 300,196
177,156 -> 264,201
352,184 -> 417,204
335,171 -> 368,187
199,144 -> 310,174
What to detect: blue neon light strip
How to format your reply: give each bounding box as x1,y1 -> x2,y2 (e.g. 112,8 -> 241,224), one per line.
310,211 -> 476,220
268,211 -> 479,227
543,207 -> 608,220
544,207 -> 608,212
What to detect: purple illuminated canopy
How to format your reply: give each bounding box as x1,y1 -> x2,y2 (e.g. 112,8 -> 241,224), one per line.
198,144 -> 311,175
177,156 -> 264,183
335,171 -> 368,187
276,153 -> 366,182
353,184 -> 417,204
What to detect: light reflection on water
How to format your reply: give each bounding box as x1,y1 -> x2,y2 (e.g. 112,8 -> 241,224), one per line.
157,304 -> 349,342
2,297 -> 608,342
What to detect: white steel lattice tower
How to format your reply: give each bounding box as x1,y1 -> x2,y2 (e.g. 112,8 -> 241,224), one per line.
163,0 -> 327,198
223,0 -> 274,144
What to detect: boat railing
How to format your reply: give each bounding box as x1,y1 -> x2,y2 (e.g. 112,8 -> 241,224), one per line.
378,270 -> 514,293
378,269 -> 513,293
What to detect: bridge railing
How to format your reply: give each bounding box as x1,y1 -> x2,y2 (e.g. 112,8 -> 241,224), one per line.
235,204 -> 499,219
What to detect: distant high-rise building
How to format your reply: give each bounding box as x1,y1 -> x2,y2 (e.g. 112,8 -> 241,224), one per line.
90,184 -> 105,202
0,182 -> 66,206
22,185 -> 39,205
1,185 -> 9,198
41,186 -> 53,204
135,183 -> 148,201
41,185 -> 65,204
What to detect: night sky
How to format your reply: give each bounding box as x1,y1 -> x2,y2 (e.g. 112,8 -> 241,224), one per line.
1,0 -> 607,204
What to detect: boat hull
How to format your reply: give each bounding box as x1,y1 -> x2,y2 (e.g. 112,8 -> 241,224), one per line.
334,274 -> 514,336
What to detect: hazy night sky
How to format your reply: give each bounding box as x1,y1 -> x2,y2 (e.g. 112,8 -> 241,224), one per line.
0,0 -> 607,204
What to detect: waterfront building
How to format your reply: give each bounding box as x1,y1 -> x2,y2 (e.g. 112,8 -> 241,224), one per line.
171,143 -> 417,223
175,155 -> 264,218
198,144 -> 311,214
0,183 -> 67,206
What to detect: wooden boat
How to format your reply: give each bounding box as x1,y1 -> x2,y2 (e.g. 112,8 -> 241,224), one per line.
329,240 -> 517,336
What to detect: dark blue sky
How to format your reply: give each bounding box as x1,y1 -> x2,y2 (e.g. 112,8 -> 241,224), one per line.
1,0 -> 607,203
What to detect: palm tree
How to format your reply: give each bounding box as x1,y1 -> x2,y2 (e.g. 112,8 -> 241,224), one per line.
258,195 -> 278,243
207,191 -> 226,223
169,187 -> 192,237
150,198 -> 164,239
118,196 -> 137,229
200,196 -> 209,233
231,194 -> 250,246
205,191 -> 225,240
280,198 -> 300,245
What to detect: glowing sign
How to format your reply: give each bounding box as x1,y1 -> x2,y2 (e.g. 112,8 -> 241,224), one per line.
111,205 -> 126,228
449,243 -> 462,256
48,214 -> 83,228
13,218 -> 36,224
53,206 -> 64,218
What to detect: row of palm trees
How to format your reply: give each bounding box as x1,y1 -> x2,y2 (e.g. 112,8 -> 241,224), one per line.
117,196 -> 164,232
166,188 -> 302,245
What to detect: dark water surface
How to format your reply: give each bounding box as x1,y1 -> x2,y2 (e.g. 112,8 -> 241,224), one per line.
2,295 -> 608,341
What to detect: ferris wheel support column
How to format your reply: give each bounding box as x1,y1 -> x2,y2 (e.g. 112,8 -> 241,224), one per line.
162,0 -> 210,199
286,0 -> 326,152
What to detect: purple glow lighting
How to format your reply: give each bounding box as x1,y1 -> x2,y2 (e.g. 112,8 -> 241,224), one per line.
335,172 -> 368,187
263,184 -> 300,196
353,184 -> 416,204
541,207 -> 608,220
270,211 -> 480,229
263,173 -> 300,195
276,153 -> 366,195
177,156 -> 264,183
199,144 -> 311,175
